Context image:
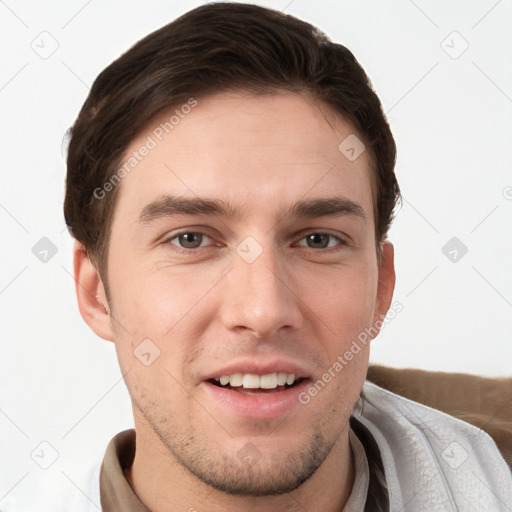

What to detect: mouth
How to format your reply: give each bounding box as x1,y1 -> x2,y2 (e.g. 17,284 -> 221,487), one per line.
202,371 -> 311,419
208,372 -> 305,395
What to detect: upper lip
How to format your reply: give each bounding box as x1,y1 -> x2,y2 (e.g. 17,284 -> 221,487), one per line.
202,358 -> 313,381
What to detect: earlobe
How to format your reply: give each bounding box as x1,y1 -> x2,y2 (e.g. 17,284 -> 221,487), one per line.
73,242 -> 115,342
373,241 -> 396,332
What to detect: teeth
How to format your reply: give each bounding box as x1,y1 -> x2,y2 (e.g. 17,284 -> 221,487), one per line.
214,372 -> 297,389
260,373 -> 277,389
242,374 -> 260,388
229,373 -> 243,387
277,372 -> 287,386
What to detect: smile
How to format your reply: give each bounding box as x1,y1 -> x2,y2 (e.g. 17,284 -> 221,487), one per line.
211,372 -> 299,390
203,372 -> 310,419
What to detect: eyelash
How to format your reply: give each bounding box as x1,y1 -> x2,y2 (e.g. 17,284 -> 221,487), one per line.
163,230 -> 349,254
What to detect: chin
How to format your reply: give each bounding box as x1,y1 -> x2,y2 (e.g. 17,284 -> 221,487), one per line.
155,422 -> 334,497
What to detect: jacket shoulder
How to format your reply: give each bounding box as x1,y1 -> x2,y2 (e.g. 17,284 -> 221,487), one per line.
352,381 -> 512,511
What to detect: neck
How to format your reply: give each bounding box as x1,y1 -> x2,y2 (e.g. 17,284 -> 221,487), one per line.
126,419 -> 355,512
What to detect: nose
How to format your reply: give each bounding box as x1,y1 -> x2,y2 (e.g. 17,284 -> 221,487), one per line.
219,242 -> 303,339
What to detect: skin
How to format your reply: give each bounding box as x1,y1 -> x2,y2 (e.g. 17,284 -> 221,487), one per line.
75,91 -> 395,512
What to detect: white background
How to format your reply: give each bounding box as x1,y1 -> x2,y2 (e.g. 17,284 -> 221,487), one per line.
1,0 -> 511,509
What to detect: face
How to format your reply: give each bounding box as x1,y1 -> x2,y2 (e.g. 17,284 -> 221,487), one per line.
99,92 -> 394,495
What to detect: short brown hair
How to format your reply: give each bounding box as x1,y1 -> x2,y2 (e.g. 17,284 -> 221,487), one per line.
64,2 -> 400,283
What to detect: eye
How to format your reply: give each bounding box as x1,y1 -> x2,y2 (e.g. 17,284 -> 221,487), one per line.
168,232 -> 213,249
296,233 -> 344,250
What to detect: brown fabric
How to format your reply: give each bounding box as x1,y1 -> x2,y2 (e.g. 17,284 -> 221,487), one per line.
366,365 -> 512,468
100,429 -> 149,512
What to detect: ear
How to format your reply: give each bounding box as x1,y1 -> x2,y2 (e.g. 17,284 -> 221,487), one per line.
372,241 -> 396,335
73,241 -> 115,342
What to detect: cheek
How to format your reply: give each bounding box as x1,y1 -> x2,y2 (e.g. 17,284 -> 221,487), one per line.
296,262 -> 378,341
299,267 -> 376,401
107,267 -> 216,407
108,264 -> 222,369
111,263 -> 212,327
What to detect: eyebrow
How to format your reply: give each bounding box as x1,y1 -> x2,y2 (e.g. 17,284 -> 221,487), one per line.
287,197 -> 366,223
138,195 -> 240,222
138,194 -> 367,224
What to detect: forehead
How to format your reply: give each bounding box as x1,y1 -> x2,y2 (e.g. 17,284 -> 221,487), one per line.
112,91 -> 374,227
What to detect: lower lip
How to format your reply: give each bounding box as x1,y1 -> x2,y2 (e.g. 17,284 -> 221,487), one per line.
201,380 -> 310,419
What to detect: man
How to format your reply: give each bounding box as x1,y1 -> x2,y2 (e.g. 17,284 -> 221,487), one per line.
60,3 -> 511,510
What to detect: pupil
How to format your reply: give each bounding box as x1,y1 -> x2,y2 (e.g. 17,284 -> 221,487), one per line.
308,234 -> 328,249
180,233 -> 202,248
